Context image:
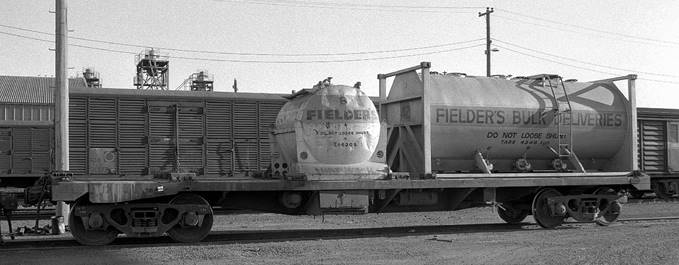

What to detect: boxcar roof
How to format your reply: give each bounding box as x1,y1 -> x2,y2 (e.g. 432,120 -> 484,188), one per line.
638,107 -> 679,120
69,86 -> 288,101
0,75 -> 288,104
0,75 -> 87,104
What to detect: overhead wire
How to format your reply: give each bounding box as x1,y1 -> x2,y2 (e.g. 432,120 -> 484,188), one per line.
0,23 -> 483,57
492,14 -> 675,48
215,0 -> 483,13
3,4 -> 676,82
168,44 -> 485,63
494,43 -> 679,84
252,0 -> 485,10
0,30 -> 485,63
492,39 -> 679,78
494,8 -> 679,47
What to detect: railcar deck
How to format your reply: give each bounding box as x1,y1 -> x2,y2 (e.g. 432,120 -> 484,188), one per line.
52,172 -> 649,203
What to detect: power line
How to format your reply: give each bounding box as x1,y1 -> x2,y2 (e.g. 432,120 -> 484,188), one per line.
494,44 -> 679,84
492,39 -> 679,78
495,8 -> 679,46
168,44 -> 486,63
493,14 -> 675,48
0,30 -> 137,54
0,23 -> 484,57
217,0 -> 483,13
0,30 -> 484,63
264,0 -> 484,10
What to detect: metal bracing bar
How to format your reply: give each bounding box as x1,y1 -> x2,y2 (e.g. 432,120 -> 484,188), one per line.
525,74 -> 561,80
589,74 -> 637,83
474,151 -> 493,174
378,62 -> 431,101
377,62 -> 432,80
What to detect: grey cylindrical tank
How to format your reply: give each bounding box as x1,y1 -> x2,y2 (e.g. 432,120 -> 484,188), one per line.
386,72 -> 629,172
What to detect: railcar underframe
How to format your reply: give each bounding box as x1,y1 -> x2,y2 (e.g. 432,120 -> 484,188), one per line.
50,171 -> 649,245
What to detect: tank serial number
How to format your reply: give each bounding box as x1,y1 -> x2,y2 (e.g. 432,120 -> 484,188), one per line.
334,142 -> 358,148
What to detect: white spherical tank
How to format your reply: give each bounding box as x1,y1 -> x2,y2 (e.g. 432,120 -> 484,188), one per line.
274,84 -> 380,166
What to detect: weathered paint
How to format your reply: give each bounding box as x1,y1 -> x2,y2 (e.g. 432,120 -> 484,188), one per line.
275,85 -> 380,165
385,72 -> 630,172
50,171 -> 649,202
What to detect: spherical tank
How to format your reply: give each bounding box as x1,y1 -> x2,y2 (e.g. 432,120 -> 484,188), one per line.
396,74 -> 629,171
274,84 -> 380,165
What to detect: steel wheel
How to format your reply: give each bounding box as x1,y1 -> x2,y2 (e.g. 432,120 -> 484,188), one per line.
497,203 -> 529,224
167,193 -> 213,243
531,188 -> 564,228
594,187 -> 622,226
652,182 -> 674,200
69,202 -> 119,246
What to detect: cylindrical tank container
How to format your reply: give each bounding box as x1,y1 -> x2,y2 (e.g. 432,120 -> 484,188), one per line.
383,71 -> 631,173
273,82 -> 387,180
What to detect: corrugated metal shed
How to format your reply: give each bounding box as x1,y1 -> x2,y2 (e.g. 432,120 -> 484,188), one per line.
0,76 -> 87,104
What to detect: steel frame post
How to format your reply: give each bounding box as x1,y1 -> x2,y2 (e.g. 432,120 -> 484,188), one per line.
377,62 -> 432,177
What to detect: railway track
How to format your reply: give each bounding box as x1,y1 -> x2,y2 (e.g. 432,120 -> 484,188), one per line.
2,215 -> 679,250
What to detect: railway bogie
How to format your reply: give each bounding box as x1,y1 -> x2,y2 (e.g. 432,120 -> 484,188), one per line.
68,192 -> 215,245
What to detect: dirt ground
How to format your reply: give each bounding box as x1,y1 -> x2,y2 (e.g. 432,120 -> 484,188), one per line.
2,201 -> 679,265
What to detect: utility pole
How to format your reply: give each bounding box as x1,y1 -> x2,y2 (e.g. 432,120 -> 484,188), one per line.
54,0 -> 69,234
479,7 -> 494,77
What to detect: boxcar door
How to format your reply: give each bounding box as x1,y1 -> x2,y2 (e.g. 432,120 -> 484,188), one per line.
668,122 -> 679,172
639,120 -> 667,172
0,128 -> 11,174
147,101 -> 179,176
147,101 -> 206,176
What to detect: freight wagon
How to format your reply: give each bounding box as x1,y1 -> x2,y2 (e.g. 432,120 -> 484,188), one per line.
1,76 -> 676,196
31,63 -> 646,245
0,77 -> 82,187
637,108 -> 679,198
0,63 -> 658,246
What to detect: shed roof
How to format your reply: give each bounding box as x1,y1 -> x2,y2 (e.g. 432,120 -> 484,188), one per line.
0,76 -> 87,104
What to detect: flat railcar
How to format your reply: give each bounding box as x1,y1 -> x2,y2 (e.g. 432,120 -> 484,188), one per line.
42,63 -> 648,245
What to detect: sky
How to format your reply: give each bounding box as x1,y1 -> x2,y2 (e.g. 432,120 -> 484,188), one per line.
1,0 -> 678,108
